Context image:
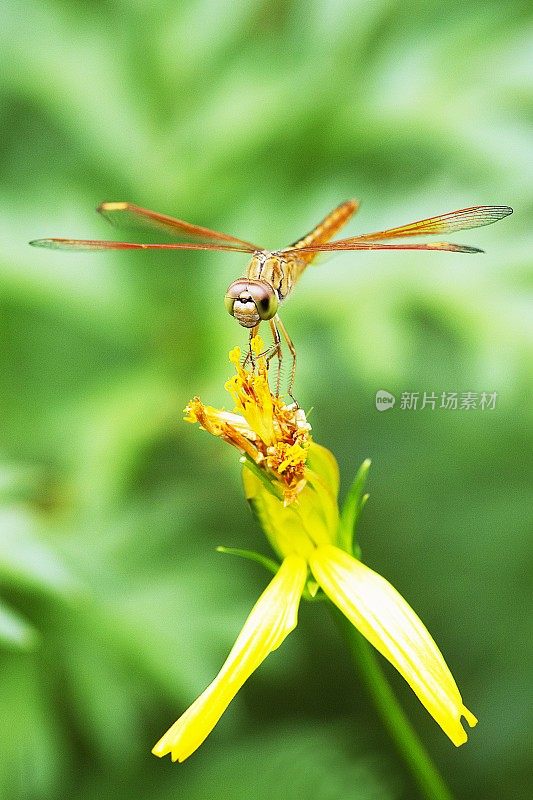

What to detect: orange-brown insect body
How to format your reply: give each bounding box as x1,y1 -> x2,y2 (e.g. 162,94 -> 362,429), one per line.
245,200 -> 358,302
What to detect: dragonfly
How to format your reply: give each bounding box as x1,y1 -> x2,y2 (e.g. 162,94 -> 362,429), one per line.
30,200 -> 512,397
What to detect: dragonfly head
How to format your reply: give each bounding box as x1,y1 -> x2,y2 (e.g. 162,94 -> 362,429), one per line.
224,279 -> 279,328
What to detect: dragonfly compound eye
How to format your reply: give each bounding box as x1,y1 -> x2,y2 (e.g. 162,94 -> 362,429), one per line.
224,279 -> 278,327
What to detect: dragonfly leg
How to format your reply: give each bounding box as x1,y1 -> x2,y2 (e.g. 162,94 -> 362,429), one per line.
268,318 -> 282,396
243,326 -> 260,369
276,315 -> 298,406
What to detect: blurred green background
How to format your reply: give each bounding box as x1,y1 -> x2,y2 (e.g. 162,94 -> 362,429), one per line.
1,1 -> 531,799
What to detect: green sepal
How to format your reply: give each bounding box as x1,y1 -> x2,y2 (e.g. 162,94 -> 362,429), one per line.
338,458 -> 371,555
302,580 -> 328,603
216,546 -> 280,576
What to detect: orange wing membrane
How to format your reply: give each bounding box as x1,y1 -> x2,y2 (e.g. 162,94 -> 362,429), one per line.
97,202 -> 261,250
30,202 -> 262,253
281,205 -> 513,256
346,205 -> 513,241
29,239 -> 256,253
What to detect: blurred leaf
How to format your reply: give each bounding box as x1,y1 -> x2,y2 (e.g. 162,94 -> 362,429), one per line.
0,506 -> 80,596
182,723 -> 402,800
0,463 -> 42,503
0,598 -> 39,650
0,653 -> 66,800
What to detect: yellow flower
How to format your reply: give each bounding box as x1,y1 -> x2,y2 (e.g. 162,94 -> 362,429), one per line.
153,343 -> 476,761
184,337 -> 311,505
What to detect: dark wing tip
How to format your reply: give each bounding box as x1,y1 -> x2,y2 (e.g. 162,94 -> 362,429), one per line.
454,244 -> 484,253
435,243 -> 484,253
490,205 -> 513,219
29,238 -> 53,248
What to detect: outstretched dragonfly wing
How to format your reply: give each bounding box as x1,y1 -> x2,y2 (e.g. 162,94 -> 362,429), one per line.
29,238 -> 256,253
281,205 -> 512,256
344,205 -> 513,241
97,202 -> 262,249
30,203 -> 263,253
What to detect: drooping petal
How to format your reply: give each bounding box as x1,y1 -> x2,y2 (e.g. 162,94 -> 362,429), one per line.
152,554 -> 307,762
310,545 -> 477,746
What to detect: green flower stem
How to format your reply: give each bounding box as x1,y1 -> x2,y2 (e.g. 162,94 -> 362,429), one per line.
333,608 -> 454,800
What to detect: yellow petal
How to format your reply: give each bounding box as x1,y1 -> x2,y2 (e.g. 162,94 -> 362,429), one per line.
310,545 -> 477,746
228,346 -> 241,365
306,442 -> 340,498
242,467 -> 335,560
152,554 -> 307,762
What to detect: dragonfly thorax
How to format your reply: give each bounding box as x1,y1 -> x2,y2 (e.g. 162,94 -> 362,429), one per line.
224,277 -> 279,328
246,251 -> 296,300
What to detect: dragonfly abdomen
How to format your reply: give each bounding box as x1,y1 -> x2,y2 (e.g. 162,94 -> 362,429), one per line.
288,199 -> 359,263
